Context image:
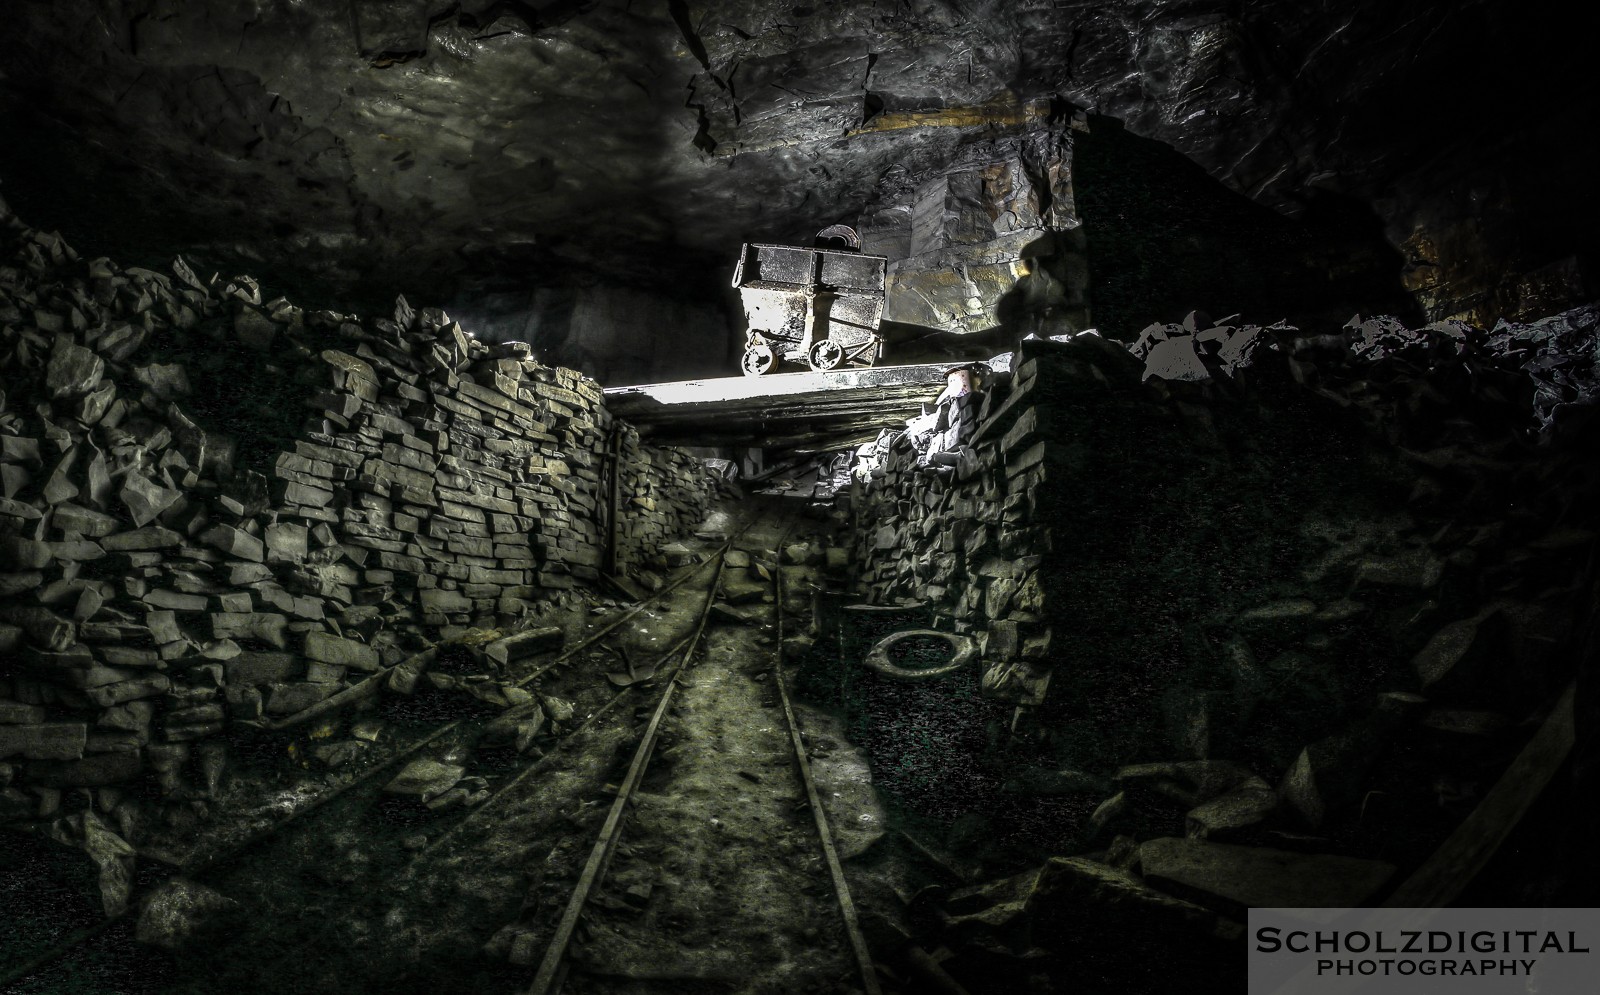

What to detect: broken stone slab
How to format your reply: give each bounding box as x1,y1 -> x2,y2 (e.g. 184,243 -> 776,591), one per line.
101,526 -> 183,552
78,381 -> 117,424
83,673 -> 173,708
233,308 -> 279,352
0,496 -> 42,521
49,811 -> 135,917
1142,334 -> 1210,382
660,541 -> 697,567
1185,782 -> 1278,839
50,538 -> 105,562
263,681 -> 336,715
943,855 -> 1240,943
720,574 -> 769,605
1114,760 -> 1266,807
99,646 -> 163,668
1352,549 -> 1445,589
383,758 -> 464,799
310,740 -> 370,769
0,701 -> 46,724
200,524 -> 265,562
419,588 -> 472,614
97,700 -> 155,733
1411,608 -> 1498,689
1237,598 -> 1319,622
1090,791 -> 1129,832
132,363 -> 191,400
120,472 -> 182,528
484,701 -> 547,752
1277,722 -> 1391,828
709,603 -> 759,626
3,606 -> 78,651
52,502 -> 118,538
424,776 -> 488,811
1138,838 -> 1395,915
223,685 -> 264,720
304,630 -> 380,672
45,335 -> 104,399
0,722 -> 88,761
143,589 -> 208,612
264,522 -> 308,563
211,612 -> 289,649
0,536 -> 53,570
484,626 -> 563,667
134,878 -> 237,950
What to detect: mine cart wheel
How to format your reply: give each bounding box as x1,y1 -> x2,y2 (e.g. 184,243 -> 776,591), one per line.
807,339 -> 845,371
741,341 -> 777,377
863,629 -> 978,681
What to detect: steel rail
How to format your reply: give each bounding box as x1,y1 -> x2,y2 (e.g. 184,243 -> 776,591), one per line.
526,542 -> 733,995
773,540 -> 884,995
0,526 -> 750,991
414,630 -> 699,861
512,519 -> 755,690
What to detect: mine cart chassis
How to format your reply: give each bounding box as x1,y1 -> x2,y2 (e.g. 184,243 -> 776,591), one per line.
733,230 -> 888,376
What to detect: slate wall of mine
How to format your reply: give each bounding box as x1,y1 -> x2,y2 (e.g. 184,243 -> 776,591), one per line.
0,198 -> 713,824
852,337 -> 1153,710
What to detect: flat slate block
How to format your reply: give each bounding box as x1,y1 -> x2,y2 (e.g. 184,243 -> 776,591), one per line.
384,758 -> 464,797
264,681 -> 338,715
1,536 -> 53,570
102,526 -> 182,551
223,651 -> 302,686
211,612 -> 289,649
485,626 -> 563,666
200,524 -> 265,562
144,589 -> 209,612
0,722 -> 88,760
1138,837 -> 1395,913
52,503 -> 119,537
0,701 -> 47,724
304,630 -> 380,671
419,588 -> 472,613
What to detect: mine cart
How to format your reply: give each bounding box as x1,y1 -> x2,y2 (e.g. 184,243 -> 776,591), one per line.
733,225 -> 888,376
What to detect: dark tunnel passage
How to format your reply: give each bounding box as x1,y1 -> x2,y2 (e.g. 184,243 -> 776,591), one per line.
1,2 -> 1597,994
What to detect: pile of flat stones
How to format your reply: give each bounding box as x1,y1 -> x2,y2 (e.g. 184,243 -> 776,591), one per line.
0,194 -> 714,840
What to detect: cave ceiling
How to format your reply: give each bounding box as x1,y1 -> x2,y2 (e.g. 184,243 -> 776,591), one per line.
0,0 -> 1590,314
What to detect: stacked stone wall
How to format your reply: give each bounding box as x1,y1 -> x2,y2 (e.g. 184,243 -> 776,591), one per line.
852,337 -> 1147,710
0,198 -> 712,824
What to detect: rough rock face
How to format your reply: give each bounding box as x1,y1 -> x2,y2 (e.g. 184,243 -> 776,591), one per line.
0,0 -> 1592,353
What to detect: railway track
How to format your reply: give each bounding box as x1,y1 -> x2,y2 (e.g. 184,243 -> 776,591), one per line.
3,498 -> 884,995
0,514 -> 761,993
517,509 -> 883,995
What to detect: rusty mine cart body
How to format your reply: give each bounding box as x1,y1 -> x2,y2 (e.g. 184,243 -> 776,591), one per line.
734,225 -> 888,376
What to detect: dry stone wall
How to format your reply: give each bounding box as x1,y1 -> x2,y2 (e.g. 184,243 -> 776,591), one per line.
0,196 -> 713,825
852,336 -> 1151,712
853,300 -> 1599,785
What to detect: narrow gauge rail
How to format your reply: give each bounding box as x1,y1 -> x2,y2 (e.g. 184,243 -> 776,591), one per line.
526,516 -> 882,995
0,518 -> 756,991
